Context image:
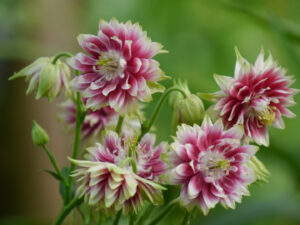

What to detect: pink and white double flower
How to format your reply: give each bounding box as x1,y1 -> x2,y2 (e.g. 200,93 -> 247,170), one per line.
59,99 -> 118,139
69,19 -> 167,114
71,131 -> 167,213
211,48 -> 298,146
168,117 -> 258,215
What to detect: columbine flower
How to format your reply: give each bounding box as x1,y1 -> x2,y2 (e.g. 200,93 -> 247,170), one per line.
69,19 -> 168,114
9,57 -> 70,101
59,99 -> 118,139
71,131 -> 167,213
210,48 -> 298,146
59,99 -> 143,140
168,117 -> 258,215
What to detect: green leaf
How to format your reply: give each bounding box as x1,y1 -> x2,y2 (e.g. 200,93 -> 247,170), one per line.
43,169 -> 63,181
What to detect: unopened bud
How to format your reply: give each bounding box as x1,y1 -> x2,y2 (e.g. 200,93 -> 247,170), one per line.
32,120 -> 49,146
173,94 -> 205,126
169,80 -> 191,108
9,57 -> 70,102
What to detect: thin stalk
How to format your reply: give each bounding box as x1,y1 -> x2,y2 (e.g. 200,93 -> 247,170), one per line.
135,204 -> 154,225
53,197 -> 84,225
180,210 -> 191,225
52,52 -> 73,64
138,87 -> 187,141
69,92 -> 84,173
147,200 -> 178,225
128,213 -> 135,225
120,157 -> 137,174
112,210 -> 122,225
65,92 -> 85,203
42,145 -> 64,180
115,116 -> 124,134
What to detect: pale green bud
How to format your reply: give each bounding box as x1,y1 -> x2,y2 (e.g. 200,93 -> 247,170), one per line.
168,80 -> 191,108
32,120 -> 49,146
9,57 -> 71,102
173,94 -> 205,126
246,156 -> 270,183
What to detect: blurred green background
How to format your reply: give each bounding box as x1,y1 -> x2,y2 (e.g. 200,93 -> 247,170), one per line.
1,0 -> 300,224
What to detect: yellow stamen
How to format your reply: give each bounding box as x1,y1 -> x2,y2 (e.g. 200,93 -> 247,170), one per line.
258,107 -> 276,125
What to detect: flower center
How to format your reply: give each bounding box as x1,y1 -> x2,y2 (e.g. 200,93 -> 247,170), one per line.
198,151 -> 231,180
96,50 -> 126,80
257,106 -> 276,125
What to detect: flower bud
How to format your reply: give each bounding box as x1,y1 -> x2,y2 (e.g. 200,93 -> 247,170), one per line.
173,94 -> 205,126
246,156 -> 270,182
168,80 -> 191,108
32,120 -> 49,146
9,57 -> 71,102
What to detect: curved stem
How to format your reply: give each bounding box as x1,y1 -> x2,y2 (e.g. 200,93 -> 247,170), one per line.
53,197 -> 84,225
147,199 -> 178,225
115,116 -> 124,134
120,157 -> 137,174
112,210 -> 122,225
52,52 -> 73,64
138,87 -> 187,141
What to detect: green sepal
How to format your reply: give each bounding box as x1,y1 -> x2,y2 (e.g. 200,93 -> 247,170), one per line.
36,63 -> 59,100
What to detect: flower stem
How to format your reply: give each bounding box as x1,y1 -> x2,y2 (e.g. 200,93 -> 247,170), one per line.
53,197 -> 84,225
65,92 -> 85,203
147,199 -> 178,225
128,213 -> 135,225
180,210 -> 192,225
120,157 -> 137,174
52,52 -> 73,64
42,145 -> 64,180
112,210 -> 122,225
138,87 -> 187,141
135,204 -> 154,225
116,116 -> 124,134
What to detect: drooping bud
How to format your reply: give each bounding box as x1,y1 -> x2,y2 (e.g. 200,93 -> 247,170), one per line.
168,80 -> 190,108
32,120 -> 49,146
246,156 -> 270,183
9,57 -> 71,102
169,80 -> 205,127
173,94 -> 204,126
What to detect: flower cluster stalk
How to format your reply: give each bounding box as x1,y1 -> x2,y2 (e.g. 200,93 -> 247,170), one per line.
138,87 -> 187,141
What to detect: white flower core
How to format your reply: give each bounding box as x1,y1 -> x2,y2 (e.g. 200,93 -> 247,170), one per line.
198,151 -> 231,180
96,50 -> 126,80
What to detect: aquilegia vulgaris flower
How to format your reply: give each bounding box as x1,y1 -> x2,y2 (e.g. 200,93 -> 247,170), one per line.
71,130 -> 167,214
69,19 -> 168,114
211,48 -> 299,146
59,99 -> 118,139
168,117 -> 258,215
9,57 -> 70,101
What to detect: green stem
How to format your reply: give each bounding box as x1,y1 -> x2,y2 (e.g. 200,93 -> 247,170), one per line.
112,210 -> 122,225
135,204 -> 154,225
147,199 -> 178,225
115,116 -> 124,134
52,52 -> 73,64
53,197 -> 84,225
180,210 -> 191,225
42,145 -> 64,180
120,157 -> 137,174
129,213 -> 135,225
138,87 -> 187,141
65,92 -> 85,203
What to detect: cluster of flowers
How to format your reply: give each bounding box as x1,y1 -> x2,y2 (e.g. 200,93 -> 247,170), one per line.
10,19 -> 298,222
